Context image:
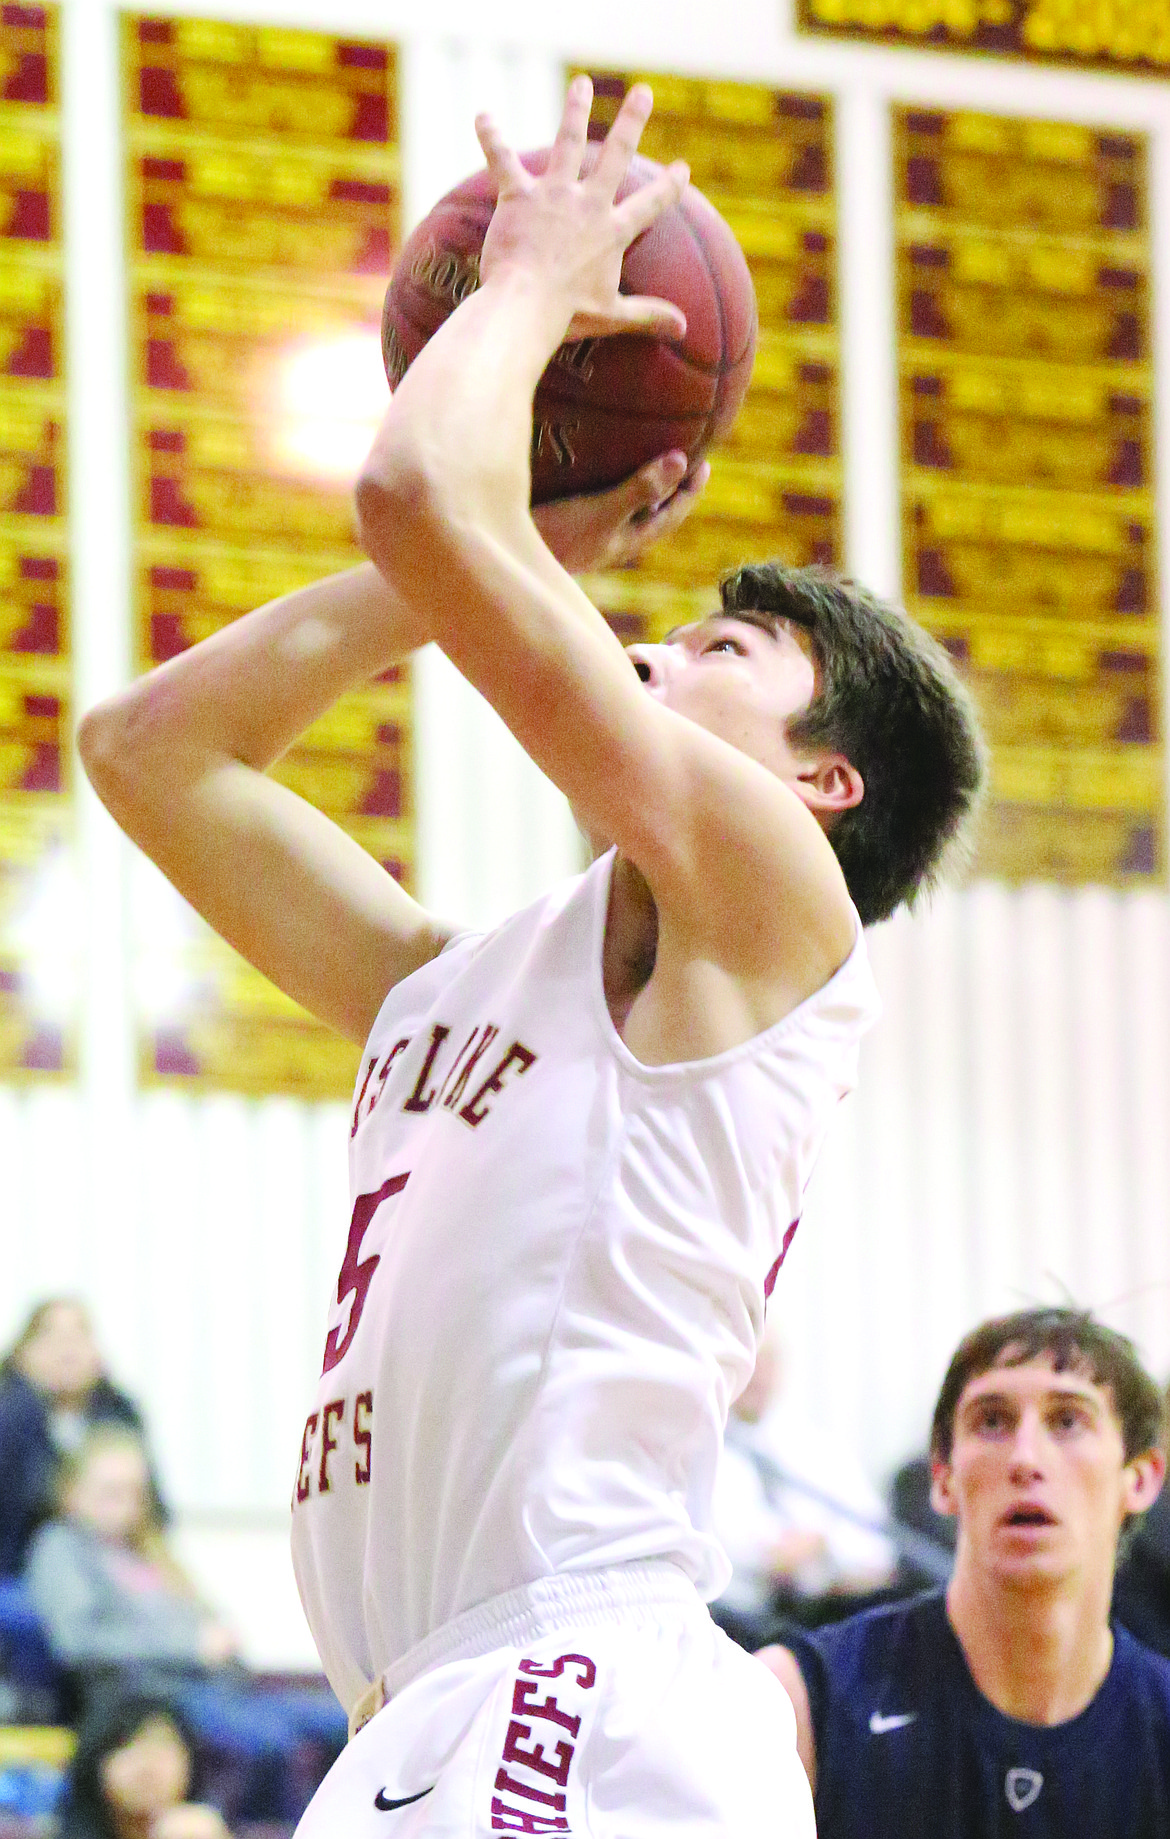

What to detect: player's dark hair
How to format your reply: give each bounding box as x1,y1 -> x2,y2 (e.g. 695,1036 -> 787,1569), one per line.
719,562 -> 986,926
930,1307 -> 1168,1467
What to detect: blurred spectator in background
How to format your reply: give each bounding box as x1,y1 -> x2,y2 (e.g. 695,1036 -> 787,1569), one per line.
150,1808 -> 232,1839
52,1689 -> 216,1839
0,1299 -> 167,1719
888,1450 -> 956,1580
0,1298 -> 166,1578
26,1426 -> 345,1822
760,1308 -> 1170,1839
26,1428 -> 237,1693
711,1332 -> 898,1649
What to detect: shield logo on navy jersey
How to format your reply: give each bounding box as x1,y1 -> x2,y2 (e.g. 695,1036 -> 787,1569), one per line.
1005,1768 -> 1043,1812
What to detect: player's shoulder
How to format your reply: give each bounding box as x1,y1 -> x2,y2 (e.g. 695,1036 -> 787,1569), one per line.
1109,1620 -> 1170,1710
786,1591 -> 950,1726
805,1588 -> 949,1662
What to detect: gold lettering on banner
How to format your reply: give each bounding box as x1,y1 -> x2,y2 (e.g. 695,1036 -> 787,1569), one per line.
125,16 -> 410,1097
796,0 -> 1170,75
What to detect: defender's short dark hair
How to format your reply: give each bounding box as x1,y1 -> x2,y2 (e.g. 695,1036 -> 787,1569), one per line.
930,1307 -> 1168,1466
719,562 -> 987,925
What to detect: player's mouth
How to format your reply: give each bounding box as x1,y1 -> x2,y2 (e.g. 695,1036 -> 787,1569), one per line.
999,1503 -> 1058,1533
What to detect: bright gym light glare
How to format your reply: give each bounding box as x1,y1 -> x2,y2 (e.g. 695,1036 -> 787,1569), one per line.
271,332 -> 388,486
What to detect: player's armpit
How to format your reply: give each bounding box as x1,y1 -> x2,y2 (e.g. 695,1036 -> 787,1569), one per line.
78,564 -> 451,1044
757,1646 -> 817,1792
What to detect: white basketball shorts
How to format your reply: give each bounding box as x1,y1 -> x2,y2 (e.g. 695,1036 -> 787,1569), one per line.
294,1562 -> 813,1837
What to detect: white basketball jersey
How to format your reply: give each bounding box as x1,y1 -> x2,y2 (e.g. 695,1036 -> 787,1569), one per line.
290,850 -> 880,1712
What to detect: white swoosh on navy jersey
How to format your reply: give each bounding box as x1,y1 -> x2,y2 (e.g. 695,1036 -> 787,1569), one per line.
868,1710 -> 918,1734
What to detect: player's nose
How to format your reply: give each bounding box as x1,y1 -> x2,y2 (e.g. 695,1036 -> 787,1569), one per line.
626,643 -> 669,690
1007,1412 -> 1046,1475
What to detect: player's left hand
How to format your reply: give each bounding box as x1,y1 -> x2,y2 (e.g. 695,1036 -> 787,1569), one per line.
533,451 -> 710,572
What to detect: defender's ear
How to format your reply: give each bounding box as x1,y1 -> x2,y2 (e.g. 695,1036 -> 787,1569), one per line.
795,754 -> 864,817
1123,1446 -> 1166,1518
930,1457 -> 958,1520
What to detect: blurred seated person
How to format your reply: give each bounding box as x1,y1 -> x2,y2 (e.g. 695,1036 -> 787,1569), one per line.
52,1688 -> 217,1839
760,1308 -> 1170,1839
0,1298 -> 167,1717
0,1297 -> 166,1579
1111,1373 -> 1170,1659
26,1427 -> 345,1822
711,1330 -> 897,1648
150,1807 -> 232,1839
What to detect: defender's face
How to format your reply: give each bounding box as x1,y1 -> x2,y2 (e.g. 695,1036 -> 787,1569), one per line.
625,612 -> 820,786
931,1353 -> 1162,1591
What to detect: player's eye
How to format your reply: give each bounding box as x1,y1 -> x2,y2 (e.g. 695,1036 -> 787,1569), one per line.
972,1404 -> 1012,1435
703,635 -> 746,656
1050,1404 -> 1088,1434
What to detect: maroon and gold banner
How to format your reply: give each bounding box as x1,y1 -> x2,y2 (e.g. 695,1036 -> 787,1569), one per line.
797,0 -> 1169,78
896,110 -> 1160,885
0,2 -> 74,1079
577,72 -> 840,644
125,16 -> 407,1097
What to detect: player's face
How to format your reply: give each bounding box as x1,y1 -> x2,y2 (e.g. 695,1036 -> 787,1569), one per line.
931,1353 -> 1164,1592
625,612 -> 830,791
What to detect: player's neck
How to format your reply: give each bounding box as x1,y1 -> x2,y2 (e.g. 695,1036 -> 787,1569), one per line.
946,1561 -> 1114,1725
602,855 -> 658,1032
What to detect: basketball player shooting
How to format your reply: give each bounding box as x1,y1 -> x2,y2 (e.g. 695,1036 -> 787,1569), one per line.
80,80 -> 984,1838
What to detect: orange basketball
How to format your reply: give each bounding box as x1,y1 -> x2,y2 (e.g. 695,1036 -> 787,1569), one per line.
381,146 -> 757,504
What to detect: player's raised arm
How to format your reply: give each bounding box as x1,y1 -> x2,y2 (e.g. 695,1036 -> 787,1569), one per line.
77,565 -> 449,1044
77,457 -> 696,1046
356,78 -> 859,1023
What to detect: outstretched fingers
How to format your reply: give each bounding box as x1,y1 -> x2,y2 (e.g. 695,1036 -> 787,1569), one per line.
547,73 -> 594,179
475,112 -> 530,195
615,158 -> 690,243
590,82 -> 654,194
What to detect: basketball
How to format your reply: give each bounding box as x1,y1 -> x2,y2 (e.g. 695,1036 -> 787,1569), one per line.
381,145 -> 757,504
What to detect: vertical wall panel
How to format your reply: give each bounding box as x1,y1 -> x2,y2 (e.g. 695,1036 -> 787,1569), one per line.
1016,884 -> 1075,1298
1120,894 -> 1170,1362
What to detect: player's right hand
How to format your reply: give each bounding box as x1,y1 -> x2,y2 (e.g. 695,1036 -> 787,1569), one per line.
474,75 -> 689,344
533,452 -> 710,573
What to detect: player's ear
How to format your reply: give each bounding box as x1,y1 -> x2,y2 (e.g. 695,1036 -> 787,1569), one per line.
796,753 -> 863,817
1122,1445 -> 1166,1517
930,1456 -> 958,1519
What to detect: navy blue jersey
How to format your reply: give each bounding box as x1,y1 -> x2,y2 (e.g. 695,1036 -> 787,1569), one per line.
789,1589 -> 1170,1838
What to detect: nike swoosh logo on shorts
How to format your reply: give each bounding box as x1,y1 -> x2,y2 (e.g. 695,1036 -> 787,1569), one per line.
374,1785 -> 436,1812
869,1711 -> 917,1734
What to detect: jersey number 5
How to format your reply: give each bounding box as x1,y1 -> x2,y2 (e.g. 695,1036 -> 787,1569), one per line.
321,1172 -> 409,1375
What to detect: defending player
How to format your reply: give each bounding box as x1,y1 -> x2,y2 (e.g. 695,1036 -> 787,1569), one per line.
761,1308 -> 1170,1837
80,82 -> 984,1836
